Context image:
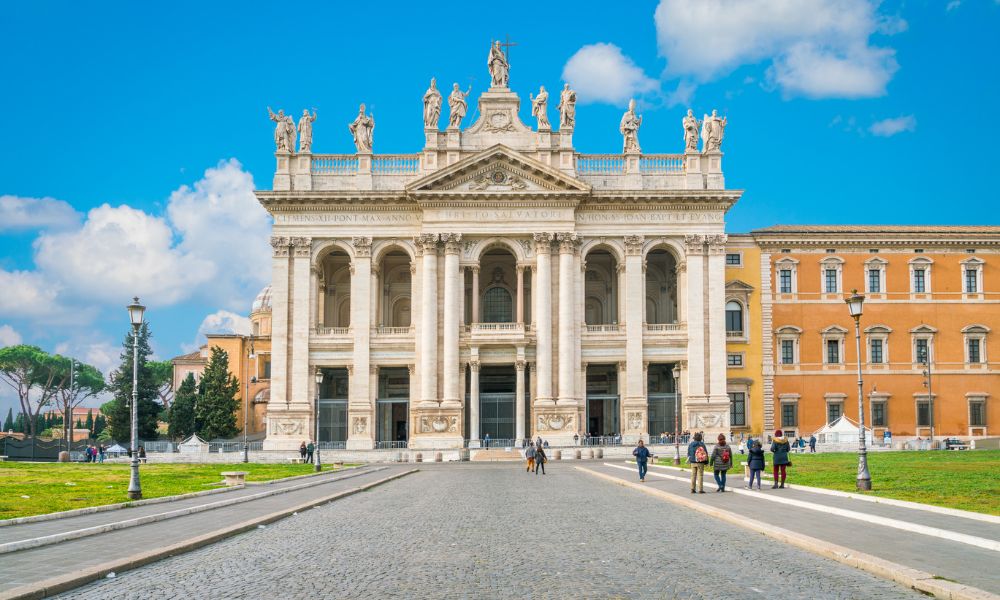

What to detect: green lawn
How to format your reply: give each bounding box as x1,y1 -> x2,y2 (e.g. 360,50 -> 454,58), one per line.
655,450 -> 1000,515
0,462 -> 348,520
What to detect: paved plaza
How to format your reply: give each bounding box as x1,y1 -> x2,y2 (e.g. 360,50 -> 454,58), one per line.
56,463 -> 927,599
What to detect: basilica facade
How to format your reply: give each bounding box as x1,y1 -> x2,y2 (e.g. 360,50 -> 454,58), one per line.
257,56 -> 739,451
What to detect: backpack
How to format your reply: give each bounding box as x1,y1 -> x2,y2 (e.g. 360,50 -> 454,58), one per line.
721,448 -> 731,464
694,445 -> 708,463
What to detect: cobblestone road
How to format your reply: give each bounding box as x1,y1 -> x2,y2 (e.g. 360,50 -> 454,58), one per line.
58,463 -> 925,599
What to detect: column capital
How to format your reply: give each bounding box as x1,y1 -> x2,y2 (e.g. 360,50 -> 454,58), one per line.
270,236 -> 291,257
290,236 -> 312,257
684,234 -> 706,254
555,232 -> 579,253
468,264 -> 480,274
706,234 -> 728,255
346,364 -> 355,376
469,360 -> 481,372
414,233 -> 439,253
533,232 -> 553,254
407,364 -> 415,375
409,262 -> 416,275
442,233 -> 463,254
515,359 -> 526,371
623,234 -> 644,256
351,236 -> 373,257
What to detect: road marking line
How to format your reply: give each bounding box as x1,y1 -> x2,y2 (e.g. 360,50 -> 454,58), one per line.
644,461 -> 1000,525
577,466 -> 999,600
604,463 -> 1000,552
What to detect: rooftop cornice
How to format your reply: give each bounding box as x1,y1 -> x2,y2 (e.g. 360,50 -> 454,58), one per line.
754,234 -> 1000,248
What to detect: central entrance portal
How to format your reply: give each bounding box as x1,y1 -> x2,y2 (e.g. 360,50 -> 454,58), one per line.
376,367 -> 409,447
647,363 -> 679,439
586,364 -> 620,439
318,368 -> 349,448
477,365 -> 516,443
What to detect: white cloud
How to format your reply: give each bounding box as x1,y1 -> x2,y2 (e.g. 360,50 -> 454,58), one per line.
29,160 -> 269,313
183,309 -> 252,352
869,115 -> 916,137
0,195 -> 80,232
0,268 -> 63,319
54,339 -> 119,375
562,43 -> 659,105
654,0 -> 902,98
0,325 -> 22,347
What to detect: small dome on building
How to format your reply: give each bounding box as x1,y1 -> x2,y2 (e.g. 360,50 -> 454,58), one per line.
251,285 -> 272,313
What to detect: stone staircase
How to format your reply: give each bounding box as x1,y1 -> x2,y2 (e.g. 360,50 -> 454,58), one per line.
470,448 -> 524,462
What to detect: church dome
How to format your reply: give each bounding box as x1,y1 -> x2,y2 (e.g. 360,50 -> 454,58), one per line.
251,285 -> 272,313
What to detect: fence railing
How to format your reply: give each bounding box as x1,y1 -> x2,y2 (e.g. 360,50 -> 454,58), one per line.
585,323 -> 620,333
315,326 -> 351,336
639,154 -> 684,174
374,440 -> 409,449
468,438 -> 519,448
645,323 -> 684,332
582,436 -> 624,446
575,154 -> 625,175
318,441 -> 347,450
372,154 -> 421,175
469,322 -> 525,333
726,330 -> 744,338
372,326 -> 412,335
311,155 -> 358,175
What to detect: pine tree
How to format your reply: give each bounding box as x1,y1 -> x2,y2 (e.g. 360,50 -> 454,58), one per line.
103,322 -> 160,441
195,347 -> 240,440
93,414 -> 107,436
2,408 -> 12,432
168,372 -> 198,440
85,410 -> 94,432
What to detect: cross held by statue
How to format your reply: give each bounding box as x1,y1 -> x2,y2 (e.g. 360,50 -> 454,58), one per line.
497,35 -> 517,60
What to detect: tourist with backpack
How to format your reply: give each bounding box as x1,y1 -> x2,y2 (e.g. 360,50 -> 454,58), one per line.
770,430 -> 792,488
710,434 -> 733,492
534,444 -> 547,475
525,442 -> 536,473
746,440 -> 765,490
687,432 -> 708,493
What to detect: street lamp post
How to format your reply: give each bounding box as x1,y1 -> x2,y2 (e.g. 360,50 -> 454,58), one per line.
126,297 -> 145,500
672,364 -> 681,466
314,369 -> 323,472
922,363 -> 934,447
845,290 -> 872,491
243,335 -> 255,464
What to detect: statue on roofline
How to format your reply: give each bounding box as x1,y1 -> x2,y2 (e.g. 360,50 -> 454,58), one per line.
348,103 -> 374,153
530,86 -> 550,130
487,40 -> 509,88
558,83 -> 576,129
447,83 -> 472,129
297,109 -> 317,153
268,107 -> 296,153
682,109 -> 700,153
620,98 -> 642,153
701,109 -> 727,153
423,78 -> 442,129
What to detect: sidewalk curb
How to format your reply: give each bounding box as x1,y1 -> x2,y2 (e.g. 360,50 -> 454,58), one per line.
0,468 -> 418,600
0,467 -> 381,555
576,466 -> 999,600
0,465 -> 363,528
645,461 -> 1000,524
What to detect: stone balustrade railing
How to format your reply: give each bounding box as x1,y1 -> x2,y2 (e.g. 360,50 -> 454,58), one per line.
311,155 -> 358,175
373,154 -> 421,175
373,326 -> 412,335
639,154 -> 685,174
585,324 -> 621,333
309,154 -> 421,175
468,322 -> 525,333
644,322 -> 685,332
575,154 -> 626,175
315,326 -> 351,335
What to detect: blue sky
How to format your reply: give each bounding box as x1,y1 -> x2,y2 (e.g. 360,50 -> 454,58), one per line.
1,0 -> 998,412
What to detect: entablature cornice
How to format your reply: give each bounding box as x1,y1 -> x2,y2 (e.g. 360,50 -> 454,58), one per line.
754,235 -> 1000,249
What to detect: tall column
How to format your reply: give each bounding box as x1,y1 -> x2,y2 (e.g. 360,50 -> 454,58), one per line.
348,236 -> 373,449
533,233 -> 553,404
557,232 -> 578,404
706,234 -> 729,406
416,234 -> 439,405
442,233 -> 462,407
310,266 -> 319,330
516,265 -> 525,323
515,357 -> 526,444
683,235 -> 708,425
370,267 -> 380,328
469,359 -> 480,445
263,236 -> 292,450
622,235 -> 648,437
471,266 -> 480,323
290,237 -> 313,409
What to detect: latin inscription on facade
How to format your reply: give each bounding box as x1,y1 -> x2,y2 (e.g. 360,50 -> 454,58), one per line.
275,213 -> 418,225
577,211 -> 723,224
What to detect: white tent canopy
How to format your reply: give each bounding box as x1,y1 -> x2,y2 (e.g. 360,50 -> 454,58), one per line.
814,415 -> 874,445
105,443 -> 128,456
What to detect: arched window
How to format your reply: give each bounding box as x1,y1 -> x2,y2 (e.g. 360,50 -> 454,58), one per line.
483,287 -> 513,323
725,301 -> 743,334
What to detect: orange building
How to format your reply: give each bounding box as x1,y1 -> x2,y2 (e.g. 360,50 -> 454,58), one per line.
171,286 -> 273,437
754,226 -> 999,442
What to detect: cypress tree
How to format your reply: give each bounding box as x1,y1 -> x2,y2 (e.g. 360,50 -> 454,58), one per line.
2,408 -> 12,432
85,409 -> 94,432
168,372 -> 198,440
195,347 -> 240,440
103,322 -> 160,441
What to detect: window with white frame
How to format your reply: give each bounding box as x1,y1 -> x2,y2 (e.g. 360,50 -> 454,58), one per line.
776,326 -> 801,365
871,399 -> 888,427
909,257 -> 932,294
821,325 -> 847,365
779,395 -> 799,428
775,258 -> 798,294
865,257 -> 887,294
961,257 -> 984,295
962,325 -> 989,365
865,325 -> 891,365
727,353 -> 744,367
820,256 -> 843,295
916,398 -> 932,427
910,325 -> 936,366
725,253 -> 742,266
968,396 -> 986,428
725,300 -> 744,335
827,401 -> 843,424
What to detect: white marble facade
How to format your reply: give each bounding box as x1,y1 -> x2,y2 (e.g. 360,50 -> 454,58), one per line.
259,58 -> 740,451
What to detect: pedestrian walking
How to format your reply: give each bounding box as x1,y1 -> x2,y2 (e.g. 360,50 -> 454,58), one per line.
770,430 -> 791,488
305,441 -> 315,463
534,444 -> 547,475
525,442 -> 536,473
808,434 -> 817,453
299,441 -> 307,461
746,440 -> 765,489
484,432 -> 491,448
632,439 -> 653,482
687,432 -> 708,493
98,445 -> 106,463
710,434 -> 733,492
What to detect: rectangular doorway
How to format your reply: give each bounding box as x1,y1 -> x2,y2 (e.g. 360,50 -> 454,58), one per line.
647,363 -> 679,439
376,367 -> 409,447
586,364 -> 620,438
318,368 -> 349,447
479,365 -> 516,442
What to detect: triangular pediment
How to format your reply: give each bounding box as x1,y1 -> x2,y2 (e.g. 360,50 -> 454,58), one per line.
406,145 -> 590,194
725,279 -> 755,292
